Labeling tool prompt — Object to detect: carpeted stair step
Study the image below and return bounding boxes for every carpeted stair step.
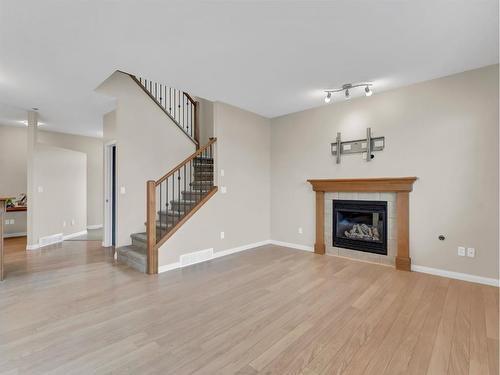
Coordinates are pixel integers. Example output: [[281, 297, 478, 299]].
[[193, 157, 214, 166], [190, 180, 214, 190], [116, 245, 147, 273], [170, 199, 198, 212], [193, 163, 214, 172], [158, 210, 187, 222], [181, 190, 210, 200], [193, 171, 214, 181], [131, 232, 148, 249]]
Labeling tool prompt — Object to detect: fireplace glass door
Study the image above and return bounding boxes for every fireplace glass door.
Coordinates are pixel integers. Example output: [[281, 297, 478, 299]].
[[332, 200, 387, 255]]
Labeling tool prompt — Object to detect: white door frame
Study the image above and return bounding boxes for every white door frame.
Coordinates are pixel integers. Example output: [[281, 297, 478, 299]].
[[103, 140, 116, 249]]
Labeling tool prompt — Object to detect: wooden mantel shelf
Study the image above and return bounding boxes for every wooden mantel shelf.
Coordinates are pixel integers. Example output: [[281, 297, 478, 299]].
[[307, 177, 417, 272], [307, 177, 417, 192]]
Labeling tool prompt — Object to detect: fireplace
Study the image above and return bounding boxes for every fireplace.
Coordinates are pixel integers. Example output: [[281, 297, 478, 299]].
[[332, 200, 387, 255]]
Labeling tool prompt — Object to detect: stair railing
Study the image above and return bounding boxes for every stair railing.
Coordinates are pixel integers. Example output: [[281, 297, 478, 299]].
[[128, 74, 200, 147], [146, 137, 217, 274]]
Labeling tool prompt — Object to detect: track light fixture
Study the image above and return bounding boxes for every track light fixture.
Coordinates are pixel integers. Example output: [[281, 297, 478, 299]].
[[324, 82, 373, 103]]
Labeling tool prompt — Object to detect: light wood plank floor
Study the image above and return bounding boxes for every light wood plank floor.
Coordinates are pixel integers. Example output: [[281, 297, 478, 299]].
[[0, 237, 498, 374]]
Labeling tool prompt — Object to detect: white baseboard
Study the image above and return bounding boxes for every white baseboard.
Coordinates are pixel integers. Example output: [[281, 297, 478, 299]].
[[411, 264, 499, 287], [158, 240, 272, 274], [4, 232, 27, 238], [268, 240, 314, 252], [63, 230, 87, 240], [26, 230, 88, 251], [87, 224, 103, 230]]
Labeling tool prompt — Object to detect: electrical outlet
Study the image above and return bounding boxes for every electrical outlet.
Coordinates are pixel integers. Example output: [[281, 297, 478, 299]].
[[9, 219, 14, 225], [37, 186, 44, 193], [458, 246, 466, 257], [467, 247, 475, 258], [220, 169, 225, 177], [120, 186, 126, 194], [221, 186, 227, 194], [298, 227, 303, 234], [220, 231, 225, 239], [71, 219, 75, 226], [5, 219, 9, 225], [63, 221, 67, 227]]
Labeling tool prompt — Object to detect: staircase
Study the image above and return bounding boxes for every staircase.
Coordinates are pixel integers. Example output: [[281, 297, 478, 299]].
[[116, 74, 217, 274]]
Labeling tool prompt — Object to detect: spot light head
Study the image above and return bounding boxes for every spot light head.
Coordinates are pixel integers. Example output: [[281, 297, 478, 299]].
[[365, 85, 373, 97], [344, 88, 350, 100], [324, 92, 332, 103]]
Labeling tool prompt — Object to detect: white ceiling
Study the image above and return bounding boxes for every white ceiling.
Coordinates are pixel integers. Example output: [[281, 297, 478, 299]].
[[0, 0, 498, 137]]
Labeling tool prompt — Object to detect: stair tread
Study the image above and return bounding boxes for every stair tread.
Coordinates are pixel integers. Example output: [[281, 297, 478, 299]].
[[158, 210, 187, 216], [170, 199, 198, 204], [118, 244, 147, 255], [131, 232, 147, 242]]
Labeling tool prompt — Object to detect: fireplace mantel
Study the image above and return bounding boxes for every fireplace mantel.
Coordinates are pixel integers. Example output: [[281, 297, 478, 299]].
[[307, 177, 417, 271]]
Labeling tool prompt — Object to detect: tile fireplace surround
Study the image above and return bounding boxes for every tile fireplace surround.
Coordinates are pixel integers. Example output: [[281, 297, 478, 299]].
[[307, 178, 417, 271]]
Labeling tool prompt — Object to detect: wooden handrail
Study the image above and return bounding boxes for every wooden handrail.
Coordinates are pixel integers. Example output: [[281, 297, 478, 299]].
[[156, 137, 217, 185], [146, 138, 217, 274], [123, 71, 199, 148], [183, 92, 197, 106]]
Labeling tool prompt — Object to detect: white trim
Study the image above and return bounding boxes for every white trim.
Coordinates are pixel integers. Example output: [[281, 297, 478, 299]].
[[103, 140, 117, 248], [4, 232, 27, 238], [87, 224, 103, 230], [411, 264, 499, 287], [268, 240, 314, 252], [158, 240, 272, 274], [27, 230, 88, 250], [213, 240, 271, 258], [63, 230, 88, 240]]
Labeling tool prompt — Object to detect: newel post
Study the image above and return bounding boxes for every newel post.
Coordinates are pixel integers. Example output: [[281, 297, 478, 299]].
[[146, 180, 158, 274], [194, 101, 200, 149]]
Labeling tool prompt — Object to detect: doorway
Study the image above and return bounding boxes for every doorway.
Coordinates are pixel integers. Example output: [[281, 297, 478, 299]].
[[103, 142, 117, 248]]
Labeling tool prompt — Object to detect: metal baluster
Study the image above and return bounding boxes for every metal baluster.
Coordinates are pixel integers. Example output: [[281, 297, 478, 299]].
[[165, 180, 168, 234], [178, 170, 181, 221], [159, 84, 162, 106], [170, 88, 173, 115], [155, 82, 157, 101], [210, 144, 213, 188], [177, 90, 181, 126], [183, 164, 186, 213], [159, 182, 162, 239], [171, 174, 174, 225], [190, 159, 193, 209]]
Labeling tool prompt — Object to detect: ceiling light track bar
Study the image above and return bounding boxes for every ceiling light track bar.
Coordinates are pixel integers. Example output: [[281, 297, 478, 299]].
[[324, 83, 372, 93], [324, 82, 373, 102]]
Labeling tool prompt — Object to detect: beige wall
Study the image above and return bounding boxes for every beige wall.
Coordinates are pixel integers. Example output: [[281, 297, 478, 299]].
[[0, 125, 103, 236], [38, 130, 103, 227], [32, 144, 87, 242], [0, 125, 27, 235], [97, 71, 196, 247], [158, 102, 271, 266], [270, 65, 499, 280]]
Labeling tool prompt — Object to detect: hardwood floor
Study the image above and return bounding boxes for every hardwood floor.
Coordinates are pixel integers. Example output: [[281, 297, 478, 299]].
[[0, 238, 498, 374]]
